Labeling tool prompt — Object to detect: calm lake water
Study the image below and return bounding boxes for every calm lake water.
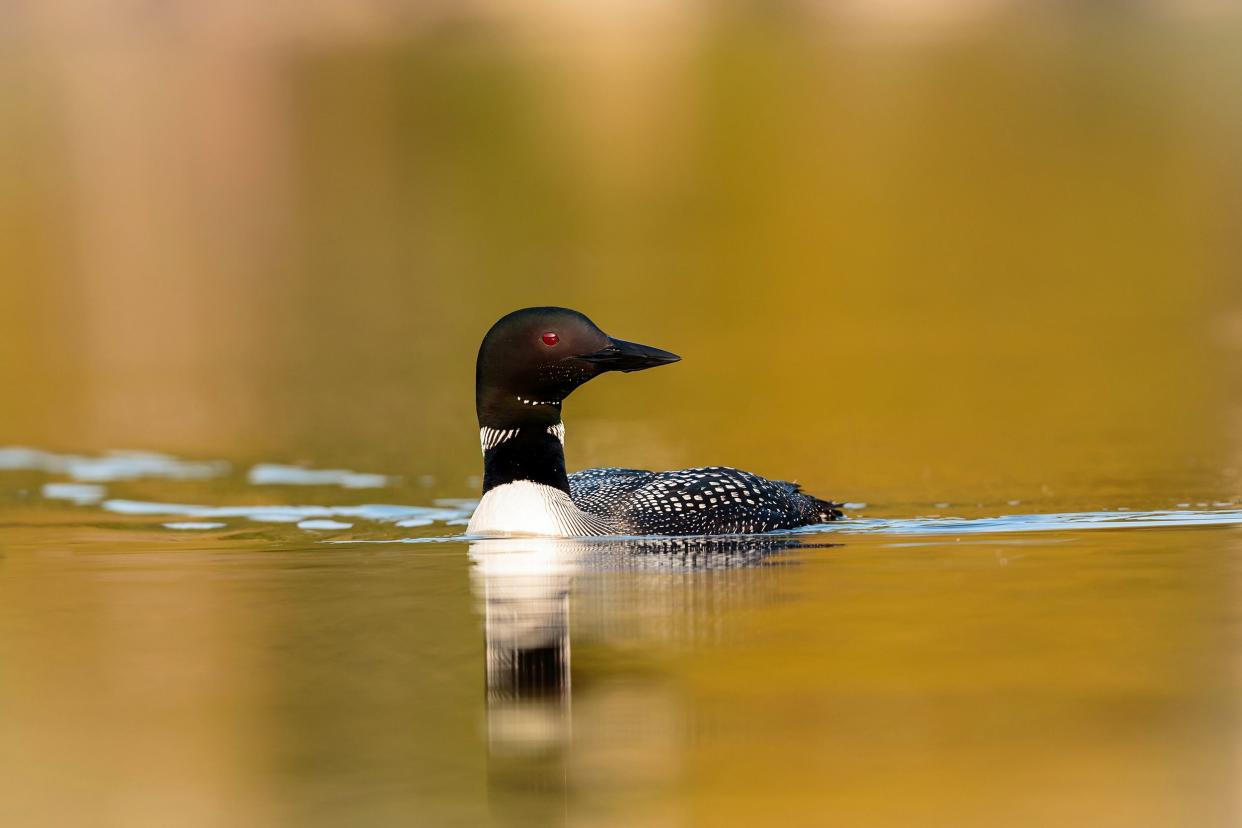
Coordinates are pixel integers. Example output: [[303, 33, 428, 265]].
[[3, 6, 1242, 827], [1, 446, 1239, 826]]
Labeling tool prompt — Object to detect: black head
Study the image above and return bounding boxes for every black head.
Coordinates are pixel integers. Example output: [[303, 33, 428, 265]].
[[475, 307, 680, 428]]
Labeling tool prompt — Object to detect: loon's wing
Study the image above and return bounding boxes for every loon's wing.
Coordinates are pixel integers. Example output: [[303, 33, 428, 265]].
[[612, 466, 842, 536], [568, 467, 656, 517]]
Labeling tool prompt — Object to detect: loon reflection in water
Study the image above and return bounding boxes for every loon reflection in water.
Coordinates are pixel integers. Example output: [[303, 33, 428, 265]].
[[470, 535, 834, 757], [467, 307, 843, 538]]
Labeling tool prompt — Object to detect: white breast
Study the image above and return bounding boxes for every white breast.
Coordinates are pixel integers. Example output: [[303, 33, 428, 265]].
[[467, 481, 616, 538]]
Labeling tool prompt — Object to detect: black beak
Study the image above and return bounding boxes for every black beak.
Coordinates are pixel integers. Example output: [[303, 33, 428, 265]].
[[575, 337, 681, 373]]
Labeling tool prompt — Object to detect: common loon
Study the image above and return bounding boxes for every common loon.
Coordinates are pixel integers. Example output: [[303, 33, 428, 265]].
[[466, 307, 843, 537]]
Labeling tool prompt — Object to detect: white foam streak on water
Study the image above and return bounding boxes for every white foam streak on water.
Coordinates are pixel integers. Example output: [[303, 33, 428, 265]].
[[7, 446, 1242, 541], [247, 463, 394, 489], [101, 499, 472, 524], [41, 482, 107, 505], [0, 447, 228, 482], [298, 519, 354, 530]]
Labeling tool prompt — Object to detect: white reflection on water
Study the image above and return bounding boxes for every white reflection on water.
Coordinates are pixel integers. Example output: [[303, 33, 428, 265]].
[[471, 539, 578, 756], [0, 447, 228, 481], [247, 463, 394, 489], [101, 499, 472, 525], [469, 536, 807, 757], [41, 482, 107, 505], [296, 519, 354, 530]]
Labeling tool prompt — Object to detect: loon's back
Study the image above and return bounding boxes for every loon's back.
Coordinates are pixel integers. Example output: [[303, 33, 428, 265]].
[[570, 466, 841, 536]]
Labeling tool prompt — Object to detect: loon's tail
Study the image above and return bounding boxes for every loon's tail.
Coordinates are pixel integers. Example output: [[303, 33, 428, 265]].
[[774, 480, 845, 523], [810, 496, 845, 522]]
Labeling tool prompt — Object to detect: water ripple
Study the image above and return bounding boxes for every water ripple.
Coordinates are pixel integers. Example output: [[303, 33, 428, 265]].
[[0, 447, 228, 482], [5, 446, 1241, 541], [101, 499, 472, 525], [820, 508, 1242, 536]]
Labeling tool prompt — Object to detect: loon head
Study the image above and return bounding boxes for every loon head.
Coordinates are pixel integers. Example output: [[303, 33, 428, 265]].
[[476, 307, 680, 428]]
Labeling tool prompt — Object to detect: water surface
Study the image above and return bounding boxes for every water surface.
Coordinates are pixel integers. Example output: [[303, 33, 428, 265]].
[[1, 448, 1238, 827]]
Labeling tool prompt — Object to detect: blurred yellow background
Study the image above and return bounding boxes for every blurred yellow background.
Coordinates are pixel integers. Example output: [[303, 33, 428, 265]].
[[3, 1, 1240, 507]]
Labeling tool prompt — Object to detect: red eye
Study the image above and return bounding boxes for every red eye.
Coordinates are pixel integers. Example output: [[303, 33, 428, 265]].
[[541, 332, 559, 346]]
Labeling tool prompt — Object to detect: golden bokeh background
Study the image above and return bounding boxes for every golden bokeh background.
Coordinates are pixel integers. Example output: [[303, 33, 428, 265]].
[[3, 2, 1240, 506]]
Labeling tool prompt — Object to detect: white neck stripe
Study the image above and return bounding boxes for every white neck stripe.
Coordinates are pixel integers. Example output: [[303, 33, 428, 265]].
[[479, 423, 566, 453], [480, 427, 519, 453]]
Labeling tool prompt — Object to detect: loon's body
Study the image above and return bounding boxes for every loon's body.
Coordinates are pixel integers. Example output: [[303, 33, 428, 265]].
[[569, 466, 839, 535], [466, 307, 842, 538]]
